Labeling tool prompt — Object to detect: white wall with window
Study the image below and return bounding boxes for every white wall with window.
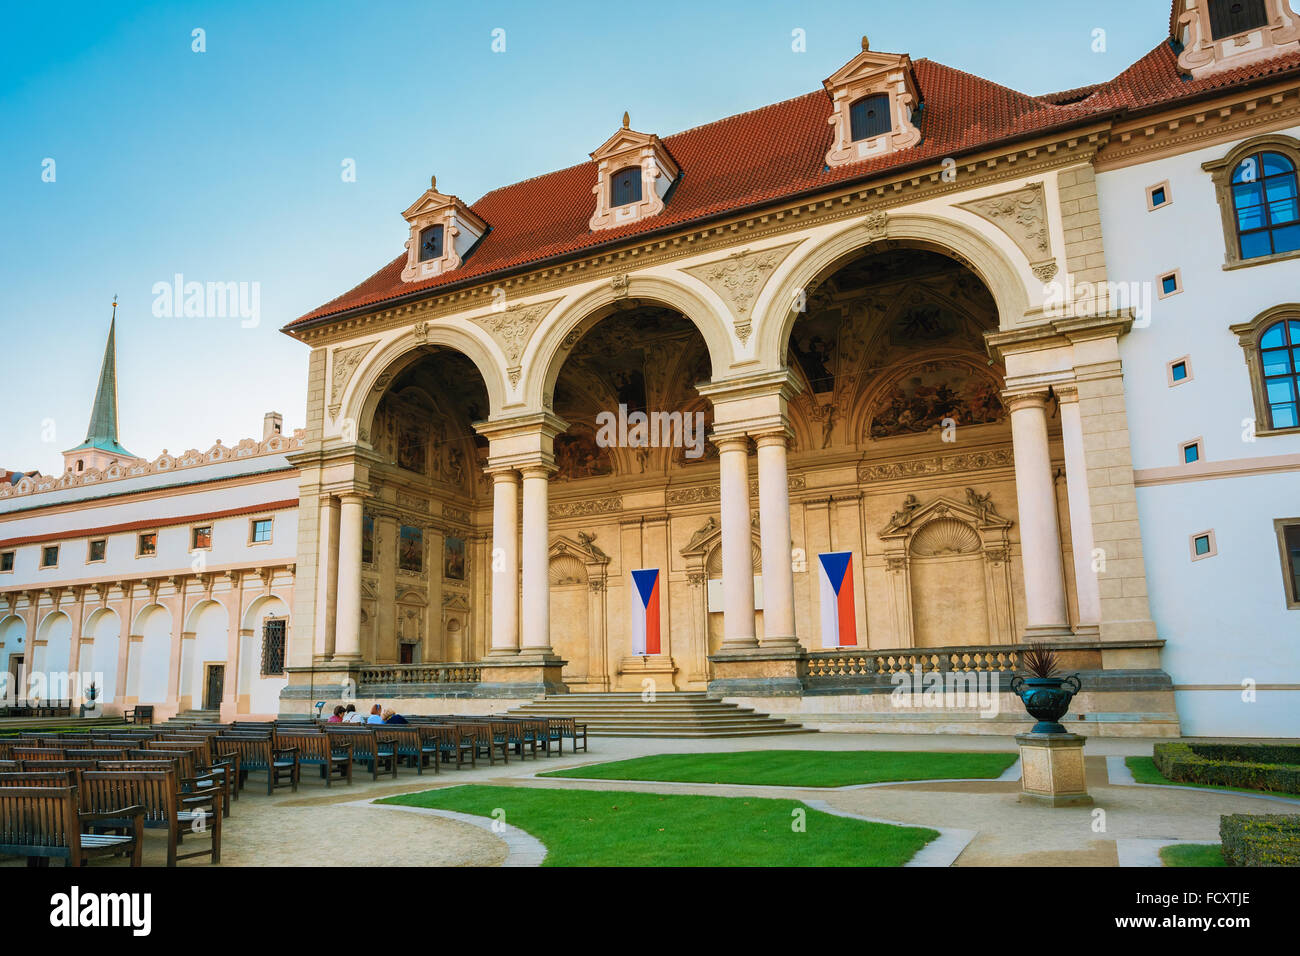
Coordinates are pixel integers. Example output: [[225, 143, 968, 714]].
[[1097, 125, 1300, 736]]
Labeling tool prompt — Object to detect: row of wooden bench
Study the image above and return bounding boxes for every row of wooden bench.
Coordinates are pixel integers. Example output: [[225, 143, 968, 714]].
[[0, 700, 76, 718]]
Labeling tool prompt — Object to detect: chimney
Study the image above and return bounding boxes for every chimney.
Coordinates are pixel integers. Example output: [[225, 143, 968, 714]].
[[263, 411, 283, 441]]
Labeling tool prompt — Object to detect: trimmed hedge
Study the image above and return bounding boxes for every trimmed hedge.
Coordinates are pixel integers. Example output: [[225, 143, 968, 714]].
[[1220, 814, 1300, 867], [1152, 742, 1300, 794]]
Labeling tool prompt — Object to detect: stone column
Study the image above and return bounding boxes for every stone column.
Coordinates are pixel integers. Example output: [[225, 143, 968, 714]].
[[755, 431, 798, 647], [489, 469, 521, 656], [520, 464, 554, 656], [1006, 390, 1071, 639], [313, 495, 340, 660], [1056, 385, 1101, 635], [716, 434, 757, 650], [333, 492, 365, 661]]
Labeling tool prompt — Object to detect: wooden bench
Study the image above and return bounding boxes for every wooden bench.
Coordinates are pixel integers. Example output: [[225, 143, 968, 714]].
[[216, 736, 299, 795], [12, 747, 64, 762], [421, 723, 476, 769], [123, 705, 154, 725], [546, 717, 588, 755], [274, 732, 353, 786], [458, 721, 511, 765], [0, 786, 144, 867], [323, 728, 398, 780], [81, 770, 222, 866]]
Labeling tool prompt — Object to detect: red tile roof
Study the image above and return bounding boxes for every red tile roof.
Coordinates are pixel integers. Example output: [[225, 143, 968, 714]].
[[286, 34, 1300, 332]]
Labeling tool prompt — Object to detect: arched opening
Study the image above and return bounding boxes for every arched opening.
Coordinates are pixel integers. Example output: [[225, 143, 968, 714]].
[[181, 600, 228, 711], [33, 611, 72, 700], [0, 614, 27, 702], [362, 347, 490, 666], [242, 593, 290, 715], [548, 303, 714, 688], [775, 244, 1067, 649], [84, 608, 121, 704], [127, 604, 171, 704]]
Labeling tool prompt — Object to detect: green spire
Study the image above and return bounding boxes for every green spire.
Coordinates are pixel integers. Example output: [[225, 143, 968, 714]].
[[66, 297, 137, 459]]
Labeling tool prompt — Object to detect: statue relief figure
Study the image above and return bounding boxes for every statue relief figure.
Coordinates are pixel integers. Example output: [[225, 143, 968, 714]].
[[686, 516, 718, 551], [889, 494, 921, 527], [576, 531, 609, 561]]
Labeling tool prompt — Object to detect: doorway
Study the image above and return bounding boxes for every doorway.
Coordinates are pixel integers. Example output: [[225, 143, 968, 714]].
[[203, 664, 225, 710], [6, 655, 23, 703]]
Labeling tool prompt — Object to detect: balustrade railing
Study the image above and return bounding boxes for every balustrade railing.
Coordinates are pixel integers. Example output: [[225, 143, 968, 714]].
[[356, 664, 483, 686], [805, 645, 1020, 679]]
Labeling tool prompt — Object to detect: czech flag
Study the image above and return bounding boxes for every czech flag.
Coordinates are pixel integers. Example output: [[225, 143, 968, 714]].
[[630, 568, 661, 655], [818, 552, 858, 648]]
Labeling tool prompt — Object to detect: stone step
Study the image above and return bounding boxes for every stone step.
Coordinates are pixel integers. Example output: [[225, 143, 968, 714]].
[[506, 691, 807, 737]]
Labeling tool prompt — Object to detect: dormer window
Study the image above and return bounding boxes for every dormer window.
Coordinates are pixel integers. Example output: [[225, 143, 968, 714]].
[[849, 94, 891, 141], [418, 224, 444, 261], [823, 37, 922, 169], [1174, 0, 1300, 79], [399, 176, 489, 283], [588, 113, 680, 232], [611, 167, 643, 206]]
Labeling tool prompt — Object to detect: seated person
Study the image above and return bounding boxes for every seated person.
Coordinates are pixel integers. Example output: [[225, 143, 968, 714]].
[[382, 708, 408, 724], [342, 704, 364, 724], [365, 704, 385, 724], [327, 705, 345, 723]]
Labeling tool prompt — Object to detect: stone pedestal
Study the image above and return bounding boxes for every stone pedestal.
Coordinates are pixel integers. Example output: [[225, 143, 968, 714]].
[[476, 656, 569, 697], [1015, 732, 1093, 807], [617, 655, 678, 692], [708, 648, 806, 697]]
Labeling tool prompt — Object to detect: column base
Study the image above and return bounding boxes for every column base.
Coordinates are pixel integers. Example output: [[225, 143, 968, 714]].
[[1015, 732, 1092, 807], [718, 638, 760, 652], [760, 635, 803, 649], [487, 647, 522, 657], [1021, 624, 1075, 642], [707, 648, 806, 697]]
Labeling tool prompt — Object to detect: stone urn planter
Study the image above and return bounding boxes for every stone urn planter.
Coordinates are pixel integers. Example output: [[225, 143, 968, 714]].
[[1009, 644, 1081, 734]]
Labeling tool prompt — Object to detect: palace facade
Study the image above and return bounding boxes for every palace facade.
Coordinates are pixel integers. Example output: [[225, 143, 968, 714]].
[[5, 1, 1299, 735]]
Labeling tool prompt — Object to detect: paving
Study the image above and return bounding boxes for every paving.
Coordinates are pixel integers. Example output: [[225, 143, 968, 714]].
[[2, 732, 1293, 867]]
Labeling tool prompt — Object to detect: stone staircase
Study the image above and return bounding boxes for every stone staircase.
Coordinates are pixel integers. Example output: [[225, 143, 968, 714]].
[[164, 708, 221, 725], [506, 692, 810, 738]]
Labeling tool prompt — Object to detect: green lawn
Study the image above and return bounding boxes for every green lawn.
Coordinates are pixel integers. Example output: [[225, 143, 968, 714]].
[[380, 784, 938, 866], [539, 749, 1018, 788], [1159, 843, 1226, 868], [1125, 757, 1300, 798]]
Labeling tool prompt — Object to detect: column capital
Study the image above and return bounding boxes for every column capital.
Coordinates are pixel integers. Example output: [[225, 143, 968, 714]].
[[1054, 383, 1080, 404], [1002, 388, 1053, 413], [711, 433, 751, 455], [519, 462, 557, 481], [487, 466, 521, 483], [751, 427, 793, 448]]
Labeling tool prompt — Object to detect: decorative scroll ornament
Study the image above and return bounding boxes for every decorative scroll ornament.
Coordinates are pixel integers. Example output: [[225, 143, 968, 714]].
[[685, 241, 801, 345], [957, 183, 1055, 278], [330, 341, 376, 417]]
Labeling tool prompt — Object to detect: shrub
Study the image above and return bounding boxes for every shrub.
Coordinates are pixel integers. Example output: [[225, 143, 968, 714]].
[[1153, 742, 1300, 795], [1219, 815, 1300, 867]]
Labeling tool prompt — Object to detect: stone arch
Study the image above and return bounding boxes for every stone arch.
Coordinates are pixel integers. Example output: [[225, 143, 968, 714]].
[[342, 324, 509, 443], [525, 274, 736, 411], [847, 351, 1008, 445], [753, 212, 1032, 371], [181, 599, 229, 710], [240, 593, 291, 714]]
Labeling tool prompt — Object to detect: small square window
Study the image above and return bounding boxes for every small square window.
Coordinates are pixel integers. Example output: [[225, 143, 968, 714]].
[[1167, 355, 1193, 386], [0, 550, 13, 572], [1182, 440, 1201, 464], [1147, 181, 1172, 210], [41, 545, 59, 568], [87, 539, 106, 562], [137, 532, 157, 557], [251, 518, 273, 544], [192, 525, 213, 550], [1158, 270, 1182, 298], [1190, 529, 1218, 561]]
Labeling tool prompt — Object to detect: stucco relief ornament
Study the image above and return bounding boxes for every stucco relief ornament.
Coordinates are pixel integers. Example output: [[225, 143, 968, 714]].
[[329, 341, 375, 417], [610, 273, 630, 299], [686, 516, 719, 551], [957, 183, 1054, 273], [685, 242, 800, 346], [576, 531, 609, 561], [473, 298, 558, 390], [863, 211, 889, 240], [887, 494, 922, 529]]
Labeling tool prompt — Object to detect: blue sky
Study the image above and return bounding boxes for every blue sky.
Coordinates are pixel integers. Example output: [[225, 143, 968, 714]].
[[0, 0, 1171, 473]]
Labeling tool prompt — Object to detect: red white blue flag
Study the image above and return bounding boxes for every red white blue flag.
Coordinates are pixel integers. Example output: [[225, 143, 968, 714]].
[[630, 568, 661, 655], [818, 552, 857, 648]]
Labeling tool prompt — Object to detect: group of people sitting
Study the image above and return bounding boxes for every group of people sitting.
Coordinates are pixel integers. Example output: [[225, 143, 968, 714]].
[[326, 703, 409, 724]]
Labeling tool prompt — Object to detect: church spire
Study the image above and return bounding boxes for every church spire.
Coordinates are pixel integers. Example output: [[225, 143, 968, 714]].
[[63, 297, 137, 470]]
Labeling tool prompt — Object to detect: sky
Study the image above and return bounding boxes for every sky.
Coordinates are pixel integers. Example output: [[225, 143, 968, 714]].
[[0, 0, 1173, 474]]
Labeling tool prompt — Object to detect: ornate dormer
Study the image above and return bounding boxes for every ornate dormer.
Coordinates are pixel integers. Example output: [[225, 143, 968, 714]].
[[1173, 0, 1300, 79], [822, 36, 923, 169], [588, 113, 680, 232], [399, 176, 489, 283]]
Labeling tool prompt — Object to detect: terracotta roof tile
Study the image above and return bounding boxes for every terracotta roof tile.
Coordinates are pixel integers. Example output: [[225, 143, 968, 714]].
[[286, 37, 1300, 331]]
